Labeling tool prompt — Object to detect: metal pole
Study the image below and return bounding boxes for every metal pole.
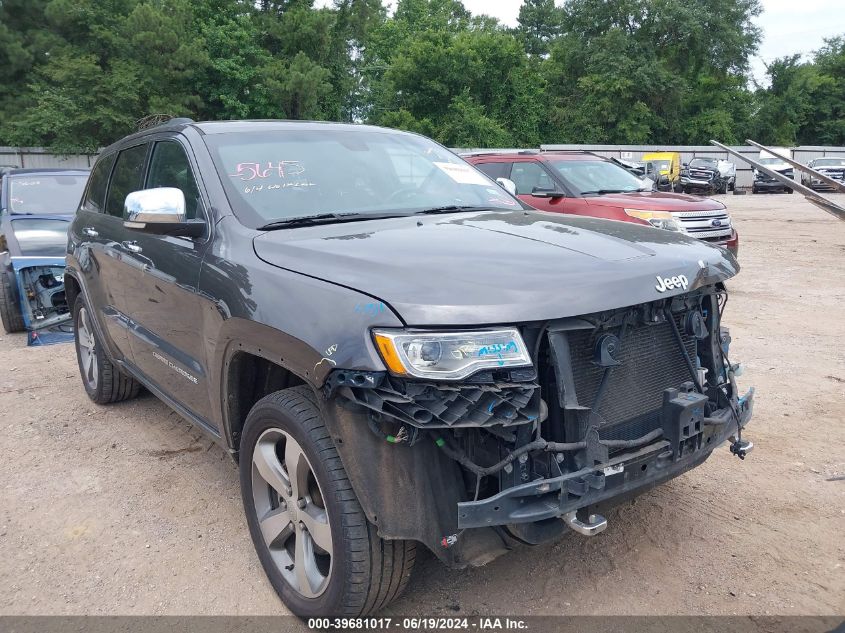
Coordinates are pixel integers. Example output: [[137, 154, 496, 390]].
[[709, 140, 845, 222], [745, 139, 845, 194]]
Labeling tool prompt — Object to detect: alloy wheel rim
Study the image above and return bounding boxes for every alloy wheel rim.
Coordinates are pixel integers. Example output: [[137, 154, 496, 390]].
[[77, 306, 98, 390], [251, 428, 333, 598]]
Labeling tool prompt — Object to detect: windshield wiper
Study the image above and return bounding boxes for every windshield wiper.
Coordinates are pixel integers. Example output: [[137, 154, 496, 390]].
[[579, 189, 632, 196], [257, 206, 499, 230], [413, 205, 497, 215], [257, 212, 403, 231]]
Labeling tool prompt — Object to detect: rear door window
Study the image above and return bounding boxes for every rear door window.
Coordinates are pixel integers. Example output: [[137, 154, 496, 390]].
[[105, 144, 149, 218], [81, 154, 116, 214], [474, 162, 510, 180]]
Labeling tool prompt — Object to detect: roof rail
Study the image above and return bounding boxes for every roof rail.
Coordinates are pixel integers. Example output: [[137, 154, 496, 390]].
[[541, 149, 606, 160]]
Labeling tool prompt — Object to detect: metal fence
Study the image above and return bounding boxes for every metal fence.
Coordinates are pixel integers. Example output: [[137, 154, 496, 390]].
[[0, 147, 98, 170], [454, 145, 845, 189]]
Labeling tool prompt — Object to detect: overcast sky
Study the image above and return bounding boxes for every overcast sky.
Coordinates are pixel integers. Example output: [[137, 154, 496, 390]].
[[320, 0, 844, 84]]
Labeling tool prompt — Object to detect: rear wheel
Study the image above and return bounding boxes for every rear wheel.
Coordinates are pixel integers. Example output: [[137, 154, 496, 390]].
[[73, 295, 142, 404], [0, 270, 25, 333], [240, 386, 415, 617]]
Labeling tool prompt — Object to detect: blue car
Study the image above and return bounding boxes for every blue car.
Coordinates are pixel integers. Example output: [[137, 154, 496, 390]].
[[0, 168, 89, 335]]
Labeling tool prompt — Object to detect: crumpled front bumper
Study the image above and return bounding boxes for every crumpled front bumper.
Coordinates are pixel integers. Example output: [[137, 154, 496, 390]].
[[457, 388, 754, 529]]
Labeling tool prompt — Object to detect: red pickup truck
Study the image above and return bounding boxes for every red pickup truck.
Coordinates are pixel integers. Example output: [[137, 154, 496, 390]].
[[465, 151, 739, 257]]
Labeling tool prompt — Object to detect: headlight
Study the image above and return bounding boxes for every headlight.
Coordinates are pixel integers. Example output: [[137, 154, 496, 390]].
[[624, 209, 683, 232], [372, 328, 531, 380]]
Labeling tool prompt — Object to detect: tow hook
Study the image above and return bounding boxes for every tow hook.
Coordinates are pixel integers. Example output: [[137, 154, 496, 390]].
[[729, 436, 753, 459], [562, 510, 608, 536]]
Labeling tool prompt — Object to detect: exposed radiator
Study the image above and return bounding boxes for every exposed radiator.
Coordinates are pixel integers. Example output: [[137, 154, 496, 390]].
[[566, 315, 696, 438]]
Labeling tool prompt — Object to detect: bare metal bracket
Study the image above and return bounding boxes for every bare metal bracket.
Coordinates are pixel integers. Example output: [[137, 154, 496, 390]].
[[562, 510, 608, 536]]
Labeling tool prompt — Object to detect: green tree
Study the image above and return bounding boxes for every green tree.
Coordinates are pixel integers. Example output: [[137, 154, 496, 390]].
[[369, 25, 545, 146], [516, 0, 564, 56], [260, 51, 334, 119], [544, 0, 761, 144], [4, 54, 141, 152], [797, 37, 845, 145]]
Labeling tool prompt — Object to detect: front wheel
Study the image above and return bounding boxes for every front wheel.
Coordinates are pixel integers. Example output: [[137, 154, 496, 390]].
[[240, 386, 415, 617], [0, 270, 25, 333]]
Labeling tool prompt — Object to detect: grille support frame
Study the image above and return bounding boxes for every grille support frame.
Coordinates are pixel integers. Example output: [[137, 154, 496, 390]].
[[546, 303, 701, 466]]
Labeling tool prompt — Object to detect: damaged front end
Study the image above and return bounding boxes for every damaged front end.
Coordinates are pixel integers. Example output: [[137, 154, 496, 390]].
[[10, 257, 73, 345], [323, 284, 753, 567]]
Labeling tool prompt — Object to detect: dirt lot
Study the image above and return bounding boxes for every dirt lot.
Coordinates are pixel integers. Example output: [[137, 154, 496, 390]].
[[0, 193, 843, 616]]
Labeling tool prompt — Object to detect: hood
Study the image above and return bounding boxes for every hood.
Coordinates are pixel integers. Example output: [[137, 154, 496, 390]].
[[757, 162, 791, 173], [253, 210, 738, 326], [583, 191, 724, 212], [6, 215, 71, 258]]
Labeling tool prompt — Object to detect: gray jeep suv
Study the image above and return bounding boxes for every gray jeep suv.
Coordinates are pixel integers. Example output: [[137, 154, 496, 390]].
[[66, 119, 754, 617]]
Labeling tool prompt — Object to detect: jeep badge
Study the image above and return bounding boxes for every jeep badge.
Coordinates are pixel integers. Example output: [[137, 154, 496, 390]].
[[655, 274, 689, 293]]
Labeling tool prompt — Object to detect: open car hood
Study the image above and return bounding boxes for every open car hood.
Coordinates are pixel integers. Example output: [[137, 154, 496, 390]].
[[253, 210, 738, 326]]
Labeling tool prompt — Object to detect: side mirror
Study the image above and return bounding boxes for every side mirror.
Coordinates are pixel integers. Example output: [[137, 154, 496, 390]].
[[495, 177, 517, 196], [531, 186, 565, 199], [123, 188, 205, 238]]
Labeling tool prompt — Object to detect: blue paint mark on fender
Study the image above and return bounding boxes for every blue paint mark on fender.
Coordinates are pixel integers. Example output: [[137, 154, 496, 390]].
[[354, 302, 387, 317]]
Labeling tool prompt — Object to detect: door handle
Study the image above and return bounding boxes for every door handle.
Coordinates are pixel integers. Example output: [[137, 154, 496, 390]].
[[82, 227, 99, 238], [121, 241, 142, 254]]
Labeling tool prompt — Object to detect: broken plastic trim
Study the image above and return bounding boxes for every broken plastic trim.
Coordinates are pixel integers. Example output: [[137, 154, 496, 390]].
[[328, 368, 542, 429]]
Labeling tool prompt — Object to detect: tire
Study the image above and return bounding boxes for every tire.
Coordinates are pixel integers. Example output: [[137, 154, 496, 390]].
[[786, 188, 793, 194], [752, 186, 758, 194], [73, 295, 142, 404], [0, 270, 26, 333], [240, 386, 415, 617]]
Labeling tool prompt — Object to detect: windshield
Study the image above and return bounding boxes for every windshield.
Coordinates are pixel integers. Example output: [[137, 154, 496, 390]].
[[758, 157, 787, 166], [689, 158, 717, 169], [549, 159, 646, 195], [10, 218, 70, 256], [205, 128, 519, 227], [646, 159, 671, 174], [813, 158, 845, 167], [8, 174, 87, 215]]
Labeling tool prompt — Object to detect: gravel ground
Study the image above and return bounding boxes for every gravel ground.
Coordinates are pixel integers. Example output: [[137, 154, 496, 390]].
[[0, 193, 843, 616]]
